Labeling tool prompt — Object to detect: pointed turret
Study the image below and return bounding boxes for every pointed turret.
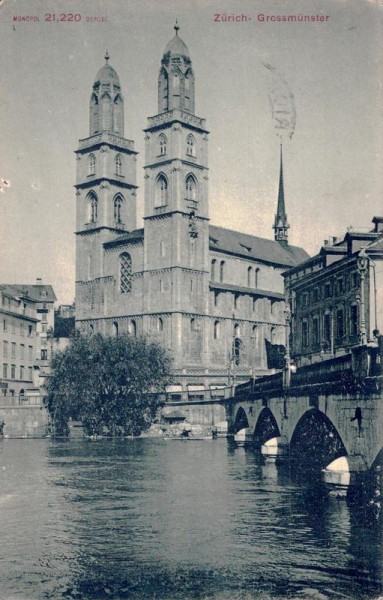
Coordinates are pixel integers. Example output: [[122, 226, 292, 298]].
[[273, 144, 290, 245], [89, 52, 124, 136], [158, 22, 195, 114]]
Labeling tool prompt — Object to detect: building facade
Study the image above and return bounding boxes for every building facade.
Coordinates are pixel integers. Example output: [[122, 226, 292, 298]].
[[75, 27, 309, 400], [284, 217, 383, 369], [0, 285, 38, 398]]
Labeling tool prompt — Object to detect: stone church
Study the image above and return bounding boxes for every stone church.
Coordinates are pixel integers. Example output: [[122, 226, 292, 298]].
[[75, 25, 309, 401]]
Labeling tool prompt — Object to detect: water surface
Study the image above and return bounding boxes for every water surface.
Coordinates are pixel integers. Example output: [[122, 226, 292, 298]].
[[0, 438, 381, 599]]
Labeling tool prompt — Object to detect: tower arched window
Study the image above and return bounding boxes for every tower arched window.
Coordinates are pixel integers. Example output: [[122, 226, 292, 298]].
[[113, 321, 119, 338], [158, 134, 167, 156], [114, 195, 123, 224], [211, 259, 217, 281], [185, 174, 197, 201], [119, 253, 132, 293], [155, 174, 168, 208], [89, 154, 96, 176], [220, 260, 225, 283], [158, 317, 164, 332], [158, 67, 169, 112], [115, 154, 123, 176], [87, 192, 98, 224], [128, 320, 137, 337], [186, 134, 195, 157], [184, 69, 194, 112], [255, 268, 260, 288], [247, 266, 253, 288], [214, 320, 220, 340], [233, 331, 242, 366]]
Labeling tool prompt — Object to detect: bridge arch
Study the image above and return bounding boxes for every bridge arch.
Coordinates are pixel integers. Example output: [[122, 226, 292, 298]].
[[233, 406, 250, 434], [290, 408, 348, 472], [253, 407, 281, 445]]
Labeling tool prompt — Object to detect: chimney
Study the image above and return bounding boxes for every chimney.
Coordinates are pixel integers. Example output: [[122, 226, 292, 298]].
[[36, 278, 42, 284], [372, 216, 383, 233], [332, 237, 338, 245]]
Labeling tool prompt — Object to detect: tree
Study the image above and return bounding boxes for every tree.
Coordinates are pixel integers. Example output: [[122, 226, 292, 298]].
[[45, 333, 172, 437]]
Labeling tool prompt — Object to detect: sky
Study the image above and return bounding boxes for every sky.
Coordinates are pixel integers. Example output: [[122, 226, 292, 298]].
[[0, 0, 382, 304]]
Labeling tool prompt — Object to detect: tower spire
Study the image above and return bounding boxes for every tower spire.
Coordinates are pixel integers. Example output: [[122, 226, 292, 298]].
[[174, 19, 179, 35], [273, 143, 290, 245]]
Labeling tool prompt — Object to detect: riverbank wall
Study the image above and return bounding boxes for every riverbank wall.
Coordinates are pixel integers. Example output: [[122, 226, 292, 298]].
[[0, 398, 49, 438]]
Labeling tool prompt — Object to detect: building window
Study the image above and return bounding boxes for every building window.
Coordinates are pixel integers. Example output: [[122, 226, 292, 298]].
[[20, 344, 25, 360], [312, 317, 319, 346], [211, 259, 216, 281], [302, 293, 308, 308], [254, 268, 260, 288], [214, 291, 219, 307], [20, 366, 24, 380], [128, 320, 136, 337], [233, 337, 242, 366], [234, 294, 239, 310], [11, 343, 16, 358], [312, 288, 319, 304], [87, 192, 98, 224], [337, 277, 345, 295], [302, 321, 308, 348], [247, 266, 253, 288], [113, 321, 119, 337], [11, 365, 16, 379], [41, 324, 47, 333], [41, 349, 48, 360], [185, 174, 197, 201], [158, 134, 167, 156], [120, 253, 132, 293], [3, 341, 8, 358], [158, 317, 164, 332], [213, 320, 219, 340], [324, 282, 331, 299], [115, 154, 123, 176], [351, 272, 358, 289], [220, 260, 225, 283], [89, 154, 96, 176], [190, 318, 196, 332], [2, 364, 7, 379], [28, 325, 33, 337], [350, 305, 358, 336], [20, 323, 24, 337], [11, 320, 15, 333], [3, 319, 7, 332], [28, 367, 33, 381], [28, 346, 33, 360], [186, 134, 195, 157], [114, 195, 123, 224], [336, 308, 344, 339], [155, 174, 168, 208], [323, 313, 331, 345]]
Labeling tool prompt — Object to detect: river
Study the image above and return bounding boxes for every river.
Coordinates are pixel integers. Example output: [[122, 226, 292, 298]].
[[0, 438, 382, 599]]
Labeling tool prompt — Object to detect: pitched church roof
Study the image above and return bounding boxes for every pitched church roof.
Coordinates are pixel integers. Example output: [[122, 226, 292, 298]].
[[209, 225, 309, 268], [104, 224, 308, 268]]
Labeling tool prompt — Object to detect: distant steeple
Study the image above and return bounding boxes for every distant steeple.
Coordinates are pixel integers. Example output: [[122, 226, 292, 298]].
[[273, 144, 290, 245]]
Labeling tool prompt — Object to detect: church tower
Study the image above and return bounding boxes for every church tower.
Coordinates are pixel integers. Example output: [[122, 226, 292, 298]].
[[273, 145, 290, 245], [75, 54, 138, 306], [143, 23, 210, 369]]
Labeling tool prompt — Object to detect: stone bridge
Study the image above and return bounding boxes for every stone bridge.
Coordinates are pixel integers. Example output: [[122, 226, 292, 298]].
[[224, 354, 383, 486]]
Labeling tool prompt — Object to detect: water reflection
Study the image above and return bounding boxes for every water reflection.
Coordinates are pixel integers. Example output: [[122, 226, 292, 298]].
[[0, 438, 381, 599]]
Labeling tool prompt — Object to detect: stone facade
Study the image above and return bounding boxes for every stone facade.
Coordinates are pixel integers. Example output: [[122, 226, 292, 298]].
[[284, 217, 383, 368], [75, 27, 309, 400]]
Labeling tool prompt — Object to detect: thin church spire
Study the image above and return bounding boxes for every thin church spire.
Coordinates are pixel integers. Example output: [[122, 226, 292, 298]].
[[273, 144, 290, 244]]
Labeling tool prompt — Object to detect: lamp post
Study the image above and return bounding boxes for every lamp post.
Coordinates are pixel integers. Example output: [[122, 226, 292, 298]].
[[357, 249, 369, 346], [283, 302, 292, 388]]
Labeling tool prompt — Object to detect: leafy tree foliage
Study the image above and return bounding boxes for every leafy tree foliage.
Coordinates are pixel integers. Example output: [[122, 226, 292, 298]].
[[46, 333, 172, 437]]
